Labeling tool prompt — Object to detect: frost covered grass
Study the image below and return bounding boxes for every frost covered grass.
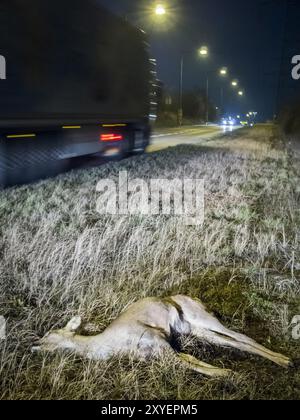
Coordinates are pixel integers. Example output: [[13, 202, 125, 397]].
[[0, 126, 299, 400]]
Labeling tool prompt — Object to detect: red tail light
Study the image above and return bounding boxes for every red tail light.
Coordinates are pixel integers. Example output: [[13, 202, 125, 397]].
[[100, 133, 123, 142]]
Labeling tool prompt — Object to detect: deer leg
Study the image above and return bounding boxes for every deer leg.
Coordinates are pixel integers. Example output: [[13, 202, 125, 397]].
[[192, 327, 292, 368], [178, 353, 232, 378], [149, 345, 232, 378], [222, 330, 291, 368], [209, 323, 291, 368], [172, 296, 291, 368], [137, 331, 232, 378]]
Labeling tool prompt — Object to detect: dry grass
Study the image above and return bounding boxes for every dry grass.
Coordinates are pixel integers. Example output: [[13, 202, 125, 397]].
[[0, 125, 299, 400]]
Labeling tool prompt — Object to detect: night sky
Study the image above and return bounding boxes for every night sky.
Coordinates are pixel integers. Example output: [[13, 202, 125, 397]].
[[98, 0, 299, 121]]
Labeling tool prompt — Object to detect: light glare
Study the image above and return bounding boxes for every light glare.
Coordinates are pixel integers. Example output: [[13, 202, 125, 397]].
[[199, 46, 208, 56], [155, 4, 166, 15]]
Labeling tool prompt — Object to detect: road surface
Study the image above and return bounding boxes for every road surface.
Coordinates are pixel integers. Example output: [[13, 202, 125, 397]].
[[68, 125, 240, 172], [148, 125, 239, 152]]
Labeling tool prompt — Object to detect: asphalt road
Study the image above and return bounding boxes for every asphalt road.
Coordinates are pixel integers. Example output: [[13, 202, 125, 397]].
[[148, 125, 238, 152], [69, 125, 240, 172]]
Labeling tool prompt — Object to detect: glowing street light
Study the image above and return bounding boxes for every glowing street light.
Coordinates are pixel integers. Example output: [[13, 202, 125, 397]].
[[220, 67, 228, 76], [199, 46, 209, 57], [232, 80, 238, 87], [155, 4, 166, 16], [238, 90, 244, 96]]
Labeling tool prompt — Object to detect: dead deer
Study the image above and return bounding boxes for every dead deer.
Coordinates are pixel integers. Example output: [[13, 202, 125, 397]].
[[32, 295, 292, 377]]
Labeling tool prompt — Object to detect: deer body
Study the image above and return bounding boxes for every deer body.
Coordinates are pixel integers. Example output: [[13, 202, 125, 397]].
[[34, 295, 292, 377]]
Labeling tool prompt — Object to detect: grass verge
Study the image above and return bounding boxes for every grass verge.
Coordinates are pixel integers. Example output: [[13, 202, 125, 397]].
[[0, 125, 299, 400]]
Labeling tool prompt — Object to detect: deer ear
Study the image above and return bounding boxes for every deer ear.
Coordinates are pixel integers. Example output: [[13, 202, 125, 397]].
[[65, 316, 82, 332]]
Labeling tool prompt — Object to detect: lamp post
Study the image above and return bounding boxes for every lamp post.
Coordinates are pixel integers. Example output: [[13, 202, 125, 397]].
[[200, 47, 209, 125], [178, 46, 209, 126], [178, 56, 184, 126], [218, 67, 228, 116], [206, 68, 228, 124], [205, 76, 209, 125], [220, 86, 224, 114]]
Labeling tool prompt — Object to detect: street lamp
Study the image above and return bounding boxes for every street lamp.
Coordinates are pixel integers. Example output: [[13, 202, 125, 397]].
[[220, 67, 228, 76], [199, 46, 209, 57], [232, 80, 238, 87], [155, 4, 166, 16], [219, 68, 228, 116], [238, 90, 244, 96], [198, 47, 209, 124], [178, 46, 209, 126]]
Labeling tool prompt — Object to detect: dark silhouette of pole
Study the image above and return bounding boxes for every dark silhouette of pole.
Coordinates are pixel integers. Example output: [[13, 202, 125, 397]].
[[178, 55, 184, 126]]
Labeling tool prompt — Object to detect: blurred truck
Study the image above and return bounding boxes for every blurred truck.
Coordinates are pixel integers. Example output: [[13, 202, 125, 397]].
[[0, 0, 155, 186]]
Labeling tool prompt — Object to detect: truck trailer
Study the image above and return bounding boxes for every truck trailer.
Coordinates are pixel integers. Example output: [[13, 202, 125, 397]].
[[0, 0, 155, 186]]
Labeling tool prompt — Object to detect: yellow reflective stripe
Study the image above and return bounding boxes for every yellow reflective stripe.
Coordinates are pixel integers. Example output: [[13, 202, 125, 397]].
[[6, 134, 36, 139], [62, 126, 82, 129], [102, 124, 127, 128]]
